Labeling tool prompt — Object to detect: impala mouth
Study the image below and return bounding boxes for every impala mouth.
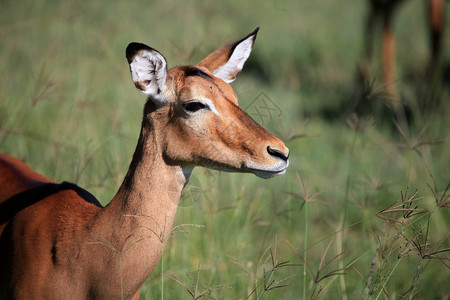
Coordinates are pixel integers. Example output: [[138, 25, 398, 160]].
[[246, 159, 289, 179]]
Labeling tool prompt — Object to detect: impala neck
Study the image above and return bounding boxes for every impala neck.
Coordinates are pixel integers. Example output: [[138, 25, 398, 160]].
[[110, 126, 187, 224], [91, 101, 190, 295], [108, 101, 190, 234]]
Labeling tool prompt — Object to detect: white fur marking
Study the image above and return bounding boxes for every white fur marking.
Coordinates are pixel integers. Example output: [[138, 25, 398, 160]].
[[199, 97, 220, 116], [180, 166, 194, 187], [130, 50, 167, 102], [213, 36, 254, 83]]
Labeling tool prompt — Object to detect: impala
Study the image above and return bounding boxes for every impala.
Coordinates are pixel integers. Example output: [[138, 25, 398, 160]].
[[0, 28, 289, 299]]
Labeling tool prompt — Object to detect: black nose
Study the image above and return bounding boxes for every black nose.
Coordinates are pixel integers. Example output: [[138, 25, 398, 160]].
[[267, 146, 289, 161]]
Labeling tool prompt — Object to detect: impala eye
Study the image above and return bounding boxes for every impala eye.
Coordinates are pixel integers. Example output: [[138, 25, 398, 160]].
[[182, 101, 208, 113]]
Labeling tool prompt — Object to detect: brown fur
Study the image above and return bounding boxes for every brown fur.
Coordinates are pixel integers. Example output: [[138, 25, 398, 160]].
[[0, 30, 288, 299]]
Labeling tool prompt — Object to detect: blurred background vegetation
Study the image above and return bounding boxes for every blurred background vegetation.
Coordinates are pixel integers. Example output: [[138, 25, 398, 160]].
[[0, 0, 449, 298]]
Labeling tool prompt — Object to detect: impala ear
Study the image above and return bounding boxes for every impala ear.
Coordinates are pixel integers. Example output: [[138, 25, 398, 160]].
[[126, 42, 167, 103], [197, 27, 259, 83]]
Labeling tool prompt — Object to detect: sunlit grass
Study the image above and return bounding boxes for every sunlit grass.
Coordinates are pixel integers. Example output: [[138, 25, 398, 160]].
[[1, 0, 449, 299]]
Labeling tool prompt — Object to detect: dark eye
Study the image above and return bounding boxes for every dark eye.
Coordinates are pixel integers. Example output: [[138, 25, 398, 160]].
[[182, 101, 208, 113]]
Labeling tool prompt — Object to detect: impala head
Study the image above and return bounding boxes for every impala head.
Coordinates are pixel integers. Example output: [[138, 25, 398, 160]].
[[126, 28, 289, 179]]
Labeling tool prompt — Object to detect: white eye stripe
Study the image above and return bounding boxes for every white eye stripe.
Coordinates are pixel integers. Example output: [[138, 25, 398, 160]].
[[199, 97, 220, 116]]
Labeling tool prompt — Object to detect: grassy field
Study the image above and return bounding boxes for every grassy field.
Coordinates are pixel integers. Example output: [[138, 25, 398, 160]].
[[1, 0, 449, 299]]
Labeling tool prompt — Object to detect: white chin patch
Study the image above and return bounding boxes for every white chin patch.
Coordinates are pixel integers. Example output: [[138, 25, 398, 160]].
[[253, 168, 287, 179], [247, 159, 289, 179]]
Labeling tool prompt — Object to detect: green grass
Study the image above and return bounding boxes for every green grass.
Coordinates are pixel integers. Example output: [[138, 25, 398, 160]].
[[1, 0, 449, 299]]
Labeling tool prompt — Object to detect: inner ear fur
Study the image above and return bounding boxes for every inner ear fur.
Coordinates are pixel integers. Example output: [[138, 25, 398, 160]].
[[126, 42, 168, 102], [197, 27, 259, 83]]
